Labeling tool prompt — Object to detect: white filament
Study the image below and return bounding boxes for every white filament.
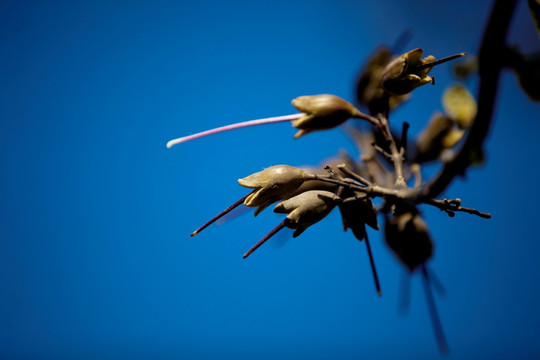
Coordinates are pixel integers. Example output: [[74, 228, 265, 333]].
[[166, 113, 302, 148]]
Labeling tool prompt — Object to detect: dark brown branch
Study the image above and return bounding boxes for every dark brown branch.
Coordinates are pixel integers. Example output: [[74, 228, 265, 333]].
[[337, 164, 372, 186], [375, 115, 407, 188], [307, 168, 492, 220], [424, 198, 492, 219], [420, 0, 518, 199]]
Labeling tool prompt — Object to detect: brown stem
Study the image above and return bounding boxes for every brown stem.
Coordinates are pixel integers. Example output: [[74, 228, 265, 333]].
[[424, 198, 491, 219], [378, 115, 406, 188]]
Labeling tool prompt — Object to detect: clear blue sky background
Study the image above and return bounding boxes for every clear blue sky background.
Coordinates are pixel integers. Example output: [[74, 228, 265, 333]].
[[1, 1, 540, 359]]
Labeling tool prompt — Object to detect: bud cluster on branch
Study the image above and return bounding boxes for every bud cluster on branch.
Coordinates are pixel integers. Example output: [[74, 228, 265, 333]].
[[166, 0, 523, 353]]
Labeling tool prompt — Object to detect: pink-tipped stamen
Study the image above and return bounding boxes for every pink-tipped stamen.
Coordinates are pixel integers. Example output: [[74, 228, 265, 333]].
[[166, 113, 303, 148]]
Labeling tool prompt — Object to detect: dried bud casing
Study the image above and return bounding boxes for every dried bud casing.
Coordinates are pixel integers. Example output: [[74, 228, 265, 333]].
[[274, 190, 340, 237], [238, 165, 306, 216], [382, 48, 435, 95], [291, 94, 362, 138], [339, 192, 378, 241], [384, 212, 433, 272]]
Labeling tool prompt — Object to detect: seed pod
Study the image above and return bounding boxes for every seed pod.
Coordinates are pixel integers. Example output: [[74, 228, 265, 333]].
[[274, 190, 340, 237], [382, 48, 435, 95], [291, 94, 362, 138], [384, 211, 433, 272], [238, 165, 306, 216]]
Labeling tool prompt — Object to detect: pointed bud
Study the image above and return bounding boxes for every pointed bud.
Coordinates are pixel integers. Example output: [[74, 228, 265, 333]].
[[355, 46, 409, 114], [291, 94, 362, 138], [339, 191, 378, 241], [274, 190, 340, 237], [238, 165, 306, 216], [382, 48, 466, 95]]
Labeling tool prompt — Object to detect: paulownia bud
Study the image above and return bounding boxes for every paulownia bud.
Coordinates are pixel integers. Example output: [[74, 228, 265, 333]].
[[384, 211, 433, 272], [339, 191, 378, 241], [382, 49, 466, 95], [238, 165, 306, 216], [274, 190, 340, 238], [291, 94, 362, 138], [382, 48, 435, 95], [356, 46, 411, 114]]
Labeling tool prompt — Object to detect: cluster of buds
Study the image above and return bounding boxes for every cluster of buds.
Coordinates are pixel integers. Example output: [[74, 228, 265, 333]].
[[168, 46, 492, 354]]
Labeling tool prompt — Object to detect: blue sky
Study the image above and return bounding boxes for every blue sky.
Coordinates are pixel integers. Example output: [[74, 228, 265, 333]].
[[1, 1, 540, 359]]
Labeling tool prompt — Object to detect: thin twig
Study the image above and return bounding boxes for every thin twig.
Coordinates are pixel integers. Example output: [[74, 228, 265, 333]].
[[337, 164, 373, 186], [377, 115, 406, 188], [424, 198, 491, 219]]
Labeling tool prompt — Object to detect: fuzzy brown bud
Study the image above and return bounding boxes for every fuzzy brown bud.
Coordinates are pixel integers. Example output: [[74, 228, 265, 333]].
[[238, 165, 306, 216], [274, 190, 340, 237], [339, 192, 378, 241], [291, 94, 362, 138], [384, 212, 433, 272]]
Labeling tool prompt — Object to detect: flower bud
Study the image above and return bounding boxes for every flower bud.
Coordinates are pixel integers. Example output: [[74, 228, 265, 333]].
[[384, 212, 433, 272], [339, 191, 378, 241], [356, 46, 410, 114], [382, 49, 466, 95], [238, 165, 306, 216], [291, 94, 362, 138], [274, 190, 340, 237], [382, 48, 435, 95]]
